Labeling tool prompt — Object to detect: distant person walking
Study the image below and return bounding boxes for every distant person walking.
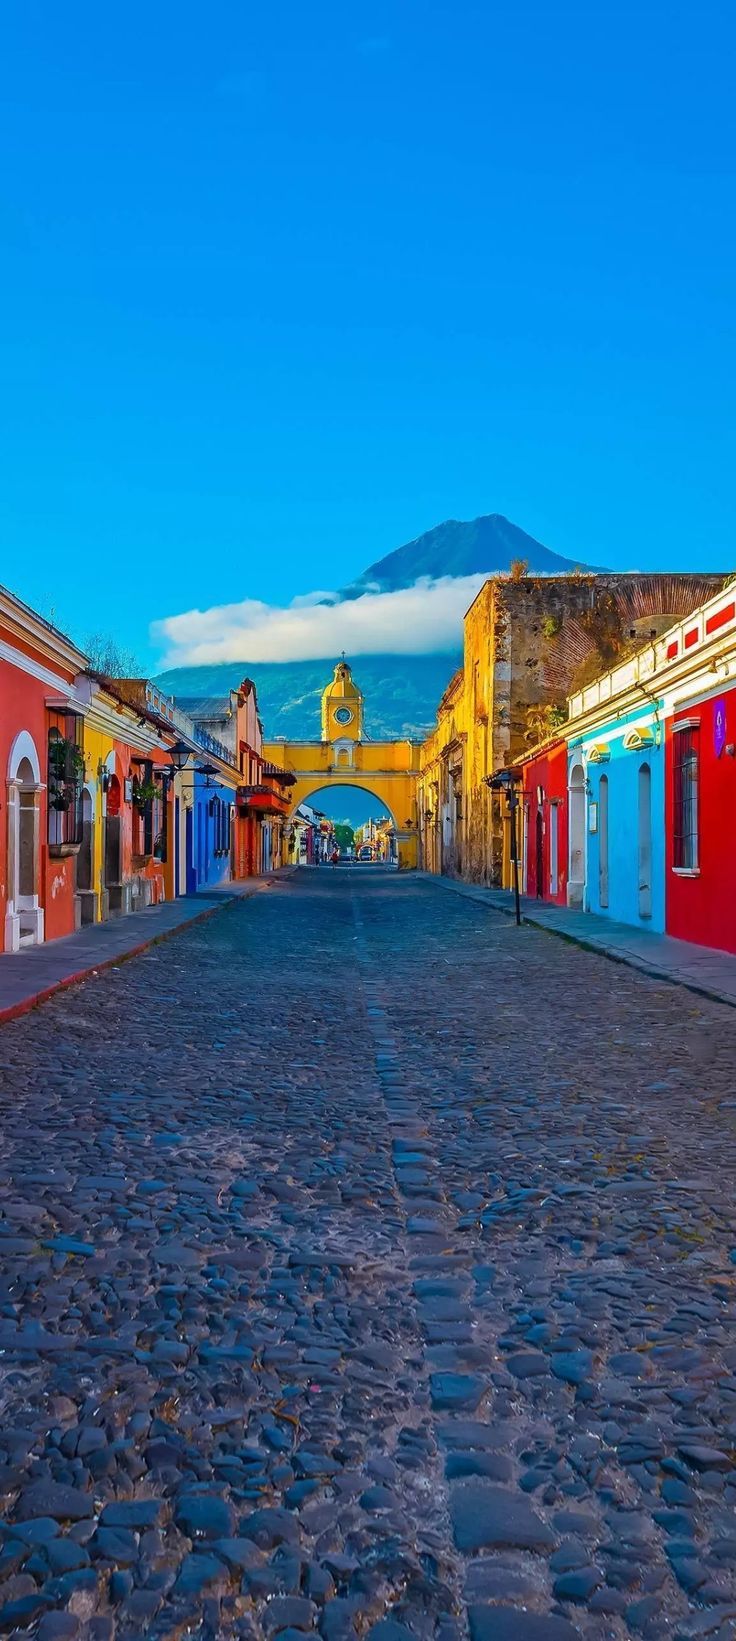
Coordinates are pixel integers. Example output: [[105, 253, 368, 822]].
[[331, 848, 340, 867]]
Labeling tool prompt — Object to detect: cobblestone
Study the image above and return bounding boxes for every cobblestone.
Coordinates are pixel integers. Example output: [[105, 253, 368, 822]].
[[0, 870, 735, 1635]]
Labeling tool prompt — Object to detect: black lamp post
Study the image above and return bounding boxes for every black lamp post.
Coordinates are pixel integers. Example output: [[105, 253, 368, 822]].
[[484, 769, 523, 926]]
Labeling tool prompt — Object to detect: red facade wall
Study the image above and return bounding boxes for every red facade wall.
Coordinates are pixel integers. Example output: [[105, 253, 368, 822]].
[[112, 741, 169, 903], [43, 856, 76, 941], [0, 655, 78, 944], [521, 740, 569, 905], [666, 684, 736, 954]]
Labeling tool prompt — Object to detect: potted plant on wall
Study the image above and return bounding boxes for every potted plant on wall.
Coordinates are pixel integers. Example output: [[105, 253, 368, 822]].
[[49, 736, 84, 807], [48, 732, 85, 855], [132, 777, 159, 807], [49, 735, 84, 780]]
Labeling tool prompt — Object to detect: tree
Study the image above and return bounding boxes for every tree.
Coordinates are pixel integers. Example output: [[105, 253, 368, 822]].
[[84, 631, 141, 678], [524, 703, 567, 745], [333, 823, 355, 851]]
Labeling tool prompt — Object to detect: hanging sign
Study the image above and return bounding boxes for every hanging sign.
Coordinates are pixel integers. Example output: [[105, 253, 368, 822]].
[[714, 698, 727, 759]]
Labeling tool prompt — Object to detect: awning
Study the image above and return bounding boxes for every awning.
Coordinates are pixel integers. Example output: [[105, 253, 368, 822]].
[[622, 726, 655, 750]]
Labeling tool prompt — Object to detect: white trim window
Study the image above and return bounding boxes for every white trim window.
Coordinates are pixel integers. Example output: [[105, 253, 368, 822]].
[[672, 721, 699, 871]]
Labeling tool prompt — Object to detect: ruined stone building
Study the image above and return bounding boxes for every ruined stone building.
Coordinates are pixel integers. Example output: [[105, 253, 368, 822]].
[[418, 572, 725, 885]]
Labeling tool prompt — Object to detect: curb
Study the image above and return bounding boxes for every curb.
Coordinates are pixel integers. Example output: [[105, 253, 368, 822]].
[[419, 873, 736, 1013], [0, 882, 268, 1029]]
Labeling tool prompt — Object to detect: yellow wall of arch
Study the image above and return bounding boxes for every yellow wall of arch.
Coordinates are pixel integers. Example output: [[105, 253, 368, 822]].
[[264, 739, 421, 868]]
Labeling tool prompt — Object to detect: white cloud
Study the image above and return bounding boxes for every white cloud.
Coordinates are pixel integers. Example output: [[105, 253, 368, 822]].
[[151, 574, 486, 668]]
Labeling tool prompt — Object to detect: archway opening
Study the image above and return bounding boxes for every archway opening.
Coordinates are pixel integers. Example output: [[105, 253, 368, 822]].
[[16, 757, 37, 903], [291, 784, 399, 868], [598, 773, 609, 910], [5, 740, 44, 951], [638, 762, 652, 920], [76, 788, 96, 924], [104, 774, 123, 913], [568, 761, 586, 909]]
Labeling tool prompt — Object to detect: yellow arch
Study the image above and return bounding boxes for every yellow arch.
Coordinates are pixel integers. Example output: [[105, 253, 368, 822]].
[[264, 739, 421, 869]]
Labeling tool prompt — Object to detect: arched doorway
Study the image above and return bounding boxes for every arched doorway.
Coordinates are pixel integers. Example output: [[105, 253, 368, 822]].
[[598, 774, 609, 909], [535, 807, 544, 899], [104, 773, 123, 915], [5, 732, 44, 951], [638, 763, 652, 920], [75, 787, 96, 924], [568, 760, 586, 908]]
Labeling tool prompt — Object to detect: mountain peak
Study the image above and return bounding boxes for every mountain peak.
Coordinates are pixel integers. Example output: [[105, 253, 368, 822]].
[[342, 512, 595, 597]]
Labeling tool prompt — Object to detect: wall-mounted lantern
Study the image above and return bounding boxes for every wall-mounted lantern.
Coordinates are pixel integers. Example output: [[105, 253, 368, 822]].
[[168, 740, 193, 772]]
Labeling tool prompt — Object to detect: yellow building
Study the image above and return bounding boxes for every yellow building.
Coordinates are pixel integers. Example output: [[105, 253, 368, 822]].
[[417, 667, 469, 877], [76, 675, 176, 922], [265, 660, 421, 869], [77, 700, 115, 925]]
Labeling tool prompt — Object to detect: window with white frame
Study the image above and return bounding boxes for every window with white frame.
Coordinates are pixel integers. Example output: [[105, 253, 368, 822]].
[[673, 723, 699, 870]]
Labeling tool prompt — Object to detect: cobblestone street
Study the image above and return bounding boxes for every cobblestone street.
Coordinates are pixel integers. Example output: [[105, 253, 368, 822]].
[[2, 869, 736, 1641]]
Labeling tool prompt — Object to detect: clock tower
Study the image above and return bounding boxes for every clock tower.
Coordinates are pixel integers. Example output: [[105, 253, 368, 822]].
[[321, 658, 364, 743]]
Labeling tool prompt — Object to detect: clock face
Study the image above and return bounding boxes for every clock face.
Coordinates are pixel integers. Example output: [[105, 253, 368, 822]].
[[334, 706, 353, 725]]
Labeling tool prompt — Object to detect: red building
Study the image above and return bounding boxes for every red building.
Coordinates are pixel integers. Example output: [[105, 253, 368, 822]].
[[515, 737, 569, 905], [236, 763, 294, 873], [1, 586, 88, 950], [666, 681, 736, 954]]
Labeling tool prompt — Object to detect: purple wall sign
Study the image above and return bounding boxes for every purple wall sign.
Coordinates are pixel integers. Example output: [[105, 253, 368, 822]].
[[714, 697, 727, 758]]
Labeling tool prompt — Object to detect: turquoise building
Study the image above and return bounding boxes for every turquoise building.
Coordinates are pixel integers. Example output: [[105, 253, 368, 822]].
[[567, 684, 665, 933]]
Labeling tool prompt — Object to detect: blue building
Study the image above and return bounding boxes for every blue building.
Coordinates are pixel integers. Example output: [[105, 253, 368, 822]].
[[566, 666, 665, 932], [175, 725, 237, 896], [185, 766, 234, 895]]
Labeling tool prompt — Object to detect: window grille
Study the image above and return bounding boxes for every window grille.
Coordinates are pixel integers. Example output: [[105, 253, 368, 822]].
[[673, 726, 698, 869], [153, 788, 167, 863], [211, 797, 232, 857], [131, 760, 159, 860], [47, 714, 84, 851]]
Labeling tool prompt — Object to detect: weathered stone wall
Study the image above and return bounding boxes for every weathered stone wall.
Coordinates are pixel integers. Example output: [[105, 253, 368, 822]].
[[458, 572, 725, 885], [461, 582, 495, 883]]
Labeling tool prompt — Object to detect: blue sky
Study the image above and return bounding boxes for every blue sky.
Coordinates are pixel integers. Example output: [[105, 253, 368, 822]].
[[1, 0, 734, 668], [307, 786, 391, 831]]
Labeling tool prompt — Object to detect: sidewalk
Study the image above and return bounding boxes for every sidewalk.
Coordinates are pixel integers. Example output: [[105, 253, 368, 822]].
[[0, 876, 285, 1025], [420, 873, 736, 1009]]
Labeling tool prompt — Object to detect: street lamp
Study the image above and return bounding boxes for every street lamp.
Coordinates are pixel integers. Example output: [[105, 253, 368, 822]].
[[168, 740, 193, 772], [484, 768, 523, 926]]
